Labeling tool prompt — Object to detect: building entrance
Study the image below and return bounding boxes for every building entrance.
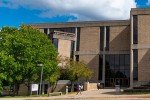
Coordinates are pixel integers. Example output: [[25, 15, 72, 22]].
[[105, 78, 130, 87], [99, 54, 130, 87]]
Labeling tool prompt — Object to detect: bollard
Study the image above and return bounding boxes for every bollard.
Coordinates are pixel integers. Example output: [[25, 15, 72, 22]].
[[115, 85, 120, 93], [66, 86, 68, 95]]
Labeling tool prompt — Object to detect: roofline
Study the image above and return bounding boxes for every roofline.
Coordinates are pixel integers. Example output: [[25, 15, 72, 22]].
[[131, 8, 150, 15], [28, 20, 130, 28]]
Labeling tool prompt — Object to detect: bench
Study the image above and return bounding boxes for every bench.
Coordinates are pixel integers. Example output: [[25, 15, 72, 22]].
[[49, 92, 62, 96]]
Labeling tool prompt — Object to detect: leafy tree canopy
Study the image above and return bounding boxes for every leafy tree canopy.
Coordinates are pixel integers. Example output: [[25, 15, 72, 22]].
[[61, 58, 93, 82], [0, 25, 59, 93]]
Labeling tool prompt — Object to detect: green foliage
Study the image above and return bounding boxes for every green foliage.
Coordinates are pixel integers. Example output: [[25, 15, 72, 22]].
[[64, 59, 93, 82], [0, 25, 59, 93]]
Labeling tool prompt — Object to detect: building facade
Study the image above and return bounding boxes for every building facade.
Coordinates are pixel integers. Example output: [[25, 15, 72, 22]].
[[30, 8, 150, 88]]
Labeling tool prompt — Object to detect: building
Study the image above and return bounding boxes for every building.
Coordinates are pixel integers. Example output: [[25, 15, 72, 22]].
[[30, 8, 150, 88]]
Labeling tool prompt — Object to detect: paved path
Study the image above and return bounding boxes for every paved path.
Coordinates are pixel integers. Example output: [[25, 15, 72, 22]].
[[1, 89, 150, 100]]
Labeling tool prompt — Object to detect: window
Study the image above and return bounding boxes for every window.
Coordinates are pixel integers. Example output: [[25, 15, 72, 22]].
[[53, 38, 58, 50], [76, 27, 80, 51], [106, 26, 110, 51], [76, 55, 79, 61], [70, 41, 75, 59], [100, 26, 104, 51], [115, 55, 119, 66], [133, 15, 138, 44], [133, 49, 138, 80], [99, 55, 103, 80], [44, 28, 48, 35], [105, 54, 130, 79]]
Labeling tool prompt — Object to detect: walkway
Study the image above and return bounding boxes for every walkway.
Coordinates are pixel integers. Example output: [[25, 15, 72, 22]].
[[1, 89, 150, 100]]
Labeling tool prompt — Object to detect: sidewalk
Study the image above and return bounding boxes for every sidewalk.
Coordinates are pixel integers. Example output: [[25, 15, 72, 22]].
[[1, 89, 150, 100]]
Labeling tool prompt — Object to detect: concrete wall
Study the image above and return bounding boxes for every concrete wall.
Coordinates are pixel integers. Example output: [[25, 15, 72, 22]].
[[109, 25, 130, 51], [80, 27, 100, 52], [138, 15, 150, 44], [136, 15, 150, 82], [18, 84, 28, 96], [79, 55, 99, 81], [138, 49, 150, 81], [58, 39, 71, 58], [79, 27, 100, 81]]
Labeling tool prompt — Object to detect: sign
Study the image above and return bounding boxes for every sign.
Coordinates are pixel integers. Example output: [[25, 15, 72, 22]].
[[31, 84, 39, 91]]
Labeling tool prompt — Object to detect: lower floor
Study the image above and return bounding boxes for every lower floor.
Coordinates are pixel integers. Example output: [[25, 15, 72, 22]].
[[79, 49, 150, 88]]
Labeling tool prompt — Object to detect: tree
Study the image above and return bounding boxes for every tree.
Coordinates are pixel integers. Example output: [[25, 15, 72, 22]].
[[62, 59, 93, 91], [0, 25, 59, 95]]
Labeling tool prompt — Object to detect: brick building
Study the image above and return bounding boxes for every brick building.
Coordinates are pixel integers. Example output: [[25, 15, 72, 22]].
[[29, 8, 150, 88]]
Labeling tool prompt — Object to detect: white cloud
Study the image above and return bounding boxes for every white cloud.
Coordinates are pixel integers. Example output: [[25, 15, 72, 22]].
[[147, 0, 150, 5], [0, 0, 137, 21]]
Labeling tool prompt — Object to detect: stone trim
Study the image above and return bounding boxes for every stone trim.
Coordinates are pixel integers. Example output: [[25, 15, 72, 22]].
[[75, 50, 130, 55], [131, 8, 150, 15], [29, 20, 130, 28], [132, 44, 150, 49], [53, 30, 76, 41]]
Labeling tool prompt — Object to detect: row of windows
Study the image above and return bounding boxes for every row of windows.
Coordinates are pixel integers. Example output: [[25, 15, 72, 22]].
[[106, 54, 130, 78], [46, 26, 112, 57], [99, 54, 130, 80], [106, 69, 130, 78], [106, 54, 130, 67]]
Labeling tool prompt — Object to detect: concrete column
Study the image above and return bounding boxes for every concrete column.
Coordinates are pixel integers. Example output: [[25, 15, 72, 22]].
[[130, 50, 133, 88], [130, 15, 134, 88], [74, 27, 77, 60], [47, 28, 50, 35], [102, 26, 106, 85]]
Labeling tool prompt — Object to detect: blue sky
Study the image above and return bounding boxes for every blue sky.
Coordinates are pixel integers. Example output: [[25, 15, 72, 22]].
[[0, 0, 149, 28]]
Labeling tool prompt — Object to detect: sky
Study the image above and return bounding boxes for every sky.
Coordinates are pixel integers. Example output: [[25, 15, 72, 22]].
[[0, 0, 150, 28]]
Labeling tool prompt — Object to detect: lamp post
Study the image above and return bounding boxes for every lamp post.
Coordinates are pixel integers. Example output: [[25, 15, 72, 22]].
[[37, 63, 43, 96]]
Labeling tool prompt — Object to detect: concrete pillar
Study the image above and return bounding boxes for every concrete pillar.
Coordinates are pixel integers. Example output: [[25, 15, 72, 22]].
[[130, 14, 134, 88], [130, 50, 133, 88], [84, 82, 89, 91], [74, 27, 77, 60], [102, 26, 106, 86], [47, 28, 50, 35]]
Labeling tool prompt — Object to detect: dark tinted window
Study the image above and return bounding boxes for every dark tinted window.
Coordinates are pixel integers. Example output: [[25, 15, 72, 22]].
[[125, 55, 130, 65], [100, 26, 104, 51], [115, 55, 119, 66], [53, 38, 58, 49], [133, 15, 138, 44], [70, 41, 75, 59], [105, 54, 130, 87], [76, 55, 79, 61], [133, 49, 138, 80], [44, 28, 48, 35], [76, 27, 80, 51], [120, 55, 125, 65], [99, 55, 103, 80], [106, 26, 110, 51]]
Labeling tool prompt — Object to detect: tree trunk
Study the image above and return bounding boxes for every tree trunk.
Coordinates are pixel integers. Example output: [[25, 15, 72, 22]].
[[27, 83, 31, 96], [13, 83, 20, 95], [47, 83, 50, 96], [71, 81, 74, 92]]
